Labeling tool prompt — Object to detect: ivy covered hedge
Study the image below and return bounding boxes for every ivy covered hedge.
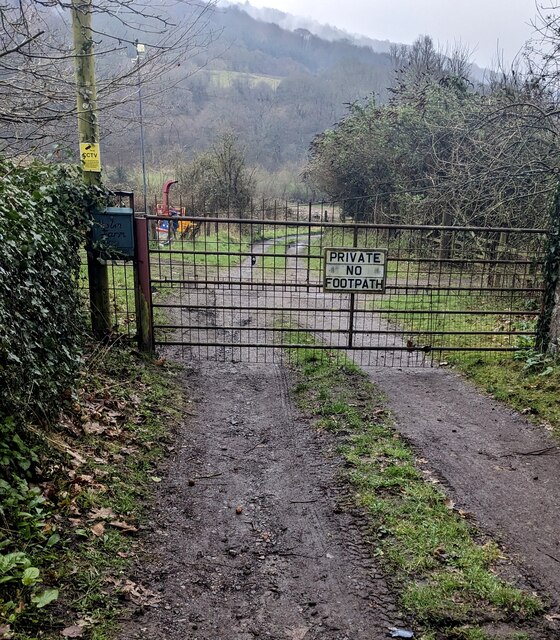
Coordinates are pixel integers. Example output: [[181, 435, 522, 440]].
[[0, 158, 100, 424], [0, 159, 108, 628]]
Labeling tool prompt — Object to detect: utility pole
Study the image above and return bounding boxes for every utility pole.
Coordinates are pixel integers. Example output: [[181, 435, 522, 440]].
[[71, 0, 111, 337]]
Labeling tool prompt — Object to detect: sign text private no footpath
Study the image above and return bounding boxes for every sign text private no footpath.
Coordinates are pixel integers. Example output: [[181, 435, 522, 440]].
[[324, 248, 387, 292]]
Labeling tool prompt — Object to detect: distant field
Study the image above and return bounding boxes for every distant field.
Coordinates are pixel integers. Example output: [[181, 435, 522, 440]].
[[206, 69, 282, 89]]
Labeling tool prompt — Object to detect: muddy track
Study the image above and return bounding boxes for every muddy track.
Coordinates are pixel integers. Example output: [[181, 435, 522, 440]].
[[119, 361, 404, 639], [364, 366, 560, 609], [123, 235, 560, 639]]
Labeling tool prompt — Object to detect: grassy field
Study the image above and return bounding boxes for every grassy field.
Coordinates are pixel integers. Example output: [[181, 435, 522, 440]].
[[205, 69, 282, 90], [286, 337, 544, 640], [375, 290, 535, 352], [152, 226, 309, 269]]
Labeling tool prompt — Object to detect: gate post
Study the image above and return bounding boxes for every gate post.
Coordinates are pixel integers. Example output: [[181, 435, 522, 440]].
[[134, 216, 154, 353]]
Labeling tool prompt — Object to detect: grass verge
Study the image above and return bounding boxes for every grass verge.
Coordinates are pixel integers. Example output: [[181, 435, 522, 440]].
[[1, 341, 182, 639], [371, 289, 560, 437], [457, 353, 560, 438], [286, 337, 546, 640]]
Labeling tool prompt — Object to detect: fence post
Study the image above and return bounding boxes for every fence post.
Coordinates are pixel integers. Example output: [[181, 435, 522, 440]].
[[348, 224, 359, 348], [306, 201, 312, 290], [134, 216, 154, 352]]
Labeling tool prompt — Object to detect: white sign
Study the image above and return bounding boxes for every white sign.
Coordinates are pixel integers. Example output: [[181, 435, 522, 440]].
[[324, 248, 387, 292]]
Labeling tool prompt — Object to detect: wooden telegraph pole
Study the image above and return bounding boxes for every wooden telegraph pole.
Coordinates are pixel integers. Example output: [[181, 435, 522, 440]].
[[71, 0, 111, 337]]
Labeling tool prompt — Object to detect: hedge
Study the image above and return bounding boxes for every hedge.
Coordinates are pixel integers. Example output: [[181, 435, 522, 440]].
[[0, 159, 101, 425]]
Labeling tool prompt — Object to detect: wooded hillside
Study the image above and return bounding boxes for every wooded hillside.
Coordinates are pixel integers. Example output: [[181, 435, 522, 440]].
[[101, 4, 394, 177]]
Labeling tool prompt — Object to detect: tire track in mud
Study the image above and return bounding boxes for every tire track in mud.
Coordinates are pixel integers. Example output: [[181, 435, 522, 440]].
[[119, 361, 404, 639]]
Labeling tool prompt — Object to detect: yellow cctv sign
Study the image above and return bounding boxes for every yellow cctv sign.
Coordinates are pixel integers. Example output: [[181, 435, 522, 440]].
[[80, 142, 101, 172]]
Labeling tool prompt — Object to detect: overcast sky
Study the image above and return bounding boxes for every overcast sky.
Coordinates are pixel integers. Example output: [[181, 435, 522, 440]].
[[233, 0, 541, 68]]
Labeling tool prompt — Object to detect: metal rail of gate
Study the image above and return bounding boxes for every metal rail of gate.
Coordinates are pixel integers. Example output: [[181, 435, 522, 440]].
[[145, 213, 548, 367]]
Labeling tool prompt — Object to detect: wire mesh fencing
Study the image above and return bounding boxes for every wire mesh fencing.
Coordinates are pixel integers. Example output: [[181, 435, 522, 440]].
[[79, 257, 137, 338], [145, 207, 548, 367]]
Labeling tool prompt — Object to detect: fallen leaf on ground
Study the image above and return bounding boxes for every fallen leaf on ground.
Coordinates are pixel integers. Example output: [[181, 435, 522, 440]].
[[121, 580, 162, 606], [545, 613, 560, 621], [67, 448, 86, 466], [82, 421, 107, 435], [61, 626, 84, 637], [91, 522, 105, 537], [89, 507, 116, 520], [108, 520, 137, 533], [121, 446, 139, 455]]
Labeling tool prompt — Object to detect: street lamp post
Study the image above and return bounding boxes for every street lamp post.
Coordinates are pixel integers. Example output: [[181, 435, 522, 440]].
[[135, 41, 148, 214]]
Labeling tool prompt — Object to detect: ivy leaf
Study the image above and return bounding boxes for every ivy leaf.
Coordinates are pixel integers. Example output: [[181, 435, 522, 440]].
[[31, 588, 59, 608], [21, 567, 40, 586], [46, 533, 61, 547]]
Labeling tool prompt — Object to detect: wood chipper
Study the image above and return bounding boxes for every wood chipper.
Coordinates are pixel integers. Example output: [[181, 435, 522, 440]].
[[155, 179, 198, 245]]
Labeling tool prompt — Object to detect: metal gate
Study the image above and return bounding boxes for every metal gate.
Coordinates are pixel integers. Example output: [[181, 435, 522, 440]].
[[145, 212, 548, 367]]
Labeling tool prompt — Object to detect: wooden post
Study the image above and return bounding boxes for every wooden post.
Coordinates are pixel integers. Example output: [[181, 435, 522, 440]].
[[134, 217, 154, 352], [71, 0, 111, 337]]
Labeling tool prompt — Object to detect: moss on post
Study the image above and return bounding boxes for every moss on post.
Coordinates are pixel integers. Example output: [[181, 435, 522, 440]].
[[536, 184, 560, 353]]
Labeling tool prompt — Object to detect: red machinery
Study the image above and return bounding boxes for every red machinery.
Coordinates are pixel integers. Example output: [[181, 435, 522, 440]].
[[162, 179, 178, 216], [156, 179, 195, 243]]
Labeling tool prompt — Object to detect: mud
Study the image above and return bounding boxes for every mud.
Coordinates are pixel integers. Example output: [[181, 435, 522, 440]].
[[118, 361, 404, 639]]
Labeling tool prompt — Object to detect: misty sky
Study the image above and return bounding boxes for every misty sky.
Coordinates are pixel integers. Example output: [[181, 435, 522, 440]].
[[234, 0, 542, 67]]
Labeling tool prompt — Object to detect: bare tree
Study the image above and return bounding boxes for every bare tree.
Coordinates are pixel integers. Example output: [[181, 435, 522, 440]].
[[525, 2, 560, 96], [0, 0, 217, 157]]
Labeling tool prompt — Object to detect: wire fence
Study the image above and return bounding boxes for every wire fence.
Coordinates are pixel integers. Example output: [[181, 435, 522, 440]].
[[79, 256, 137, 338]]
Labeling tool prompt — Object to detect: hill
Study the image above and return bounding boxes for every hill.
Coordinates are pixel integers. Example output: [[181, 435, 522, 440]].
[[103, 3, 394, 184], [229, 1, 395, 53]]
